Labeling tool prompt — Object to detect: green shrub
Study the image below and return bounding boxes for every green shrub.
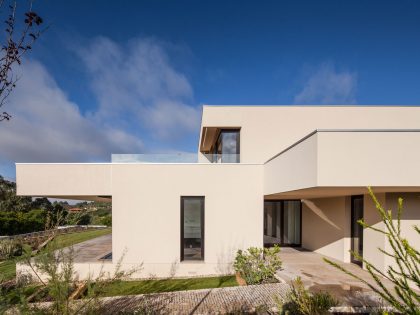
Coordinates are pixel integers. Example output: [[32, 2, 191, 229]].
[[65, 212, 92, 226], [101, 215, 112, 227], [277, 277, 338, 315], [0, 239, 23, 260], [0, 209, 46, 235], [233, 245, 282, 285]]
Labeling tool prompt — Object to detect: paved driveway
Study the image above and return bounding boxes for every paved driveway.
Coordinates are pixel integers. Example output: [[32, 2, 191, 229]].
[[276, 247, 395, 307]]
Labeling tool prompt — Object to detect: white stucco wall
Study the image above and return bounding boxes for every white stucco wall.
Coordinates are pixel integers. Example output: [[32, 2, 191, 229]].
[[384, 193, 420, 271], [264, 133, 318, 195], [317, 132, 420, 187], [16, 163, 112, 197], [111, 163, 264, 277], [301, 196, 351, 263], [200, 105, 420, 163], [363, 193, 387, 272], [302, 192, 420, 275]]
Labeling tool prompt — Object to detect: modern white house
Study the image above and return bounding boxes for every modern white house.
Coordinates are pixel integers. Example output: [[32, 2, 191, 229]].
[[16, 105, 420, 279]]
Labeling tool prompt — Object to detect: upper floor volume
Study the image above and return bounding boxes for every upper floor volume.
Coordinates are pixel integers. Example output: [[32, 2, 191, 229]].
[[112, 105, 420, 165]]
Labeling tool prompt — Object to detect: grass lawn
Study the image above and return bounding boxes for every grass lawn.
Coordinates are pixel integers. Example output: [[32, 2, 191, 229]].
[[97, 275, 238, 297], [4, 275, 238, 304], [0, 259, 16, 281], [51, 227, 111, 249], [0, 228, 111, 281]]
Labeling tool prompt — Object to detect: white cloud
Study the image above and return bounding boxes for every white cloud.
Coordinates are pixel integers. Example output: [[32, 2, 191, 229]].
[[0, 61, 144, 164], [0, 36, 202, 171], [294, 63, 357, 105], [77, 37, 201, 140]]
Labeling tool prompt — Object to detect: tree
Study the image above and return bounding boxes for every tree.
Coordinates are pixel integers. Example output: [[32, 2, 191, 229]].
[[0, 175, 32, 212], [0, 0, 44, 122], [31, 197, 53, 212], [324, 187, 420, 314]]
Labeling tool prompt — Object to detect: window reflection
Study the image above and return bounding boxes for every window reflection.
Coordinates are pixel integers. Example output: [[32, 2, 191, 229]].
[[212, 129, 240, 163], [264, 200, 301, 247], [181, 197, 204, 261]]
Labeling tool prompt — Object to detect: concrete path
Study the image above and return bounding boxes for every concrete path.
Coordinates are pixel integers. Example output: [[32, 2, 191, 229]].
[[276, 247, 393, 307], [71, 234, 112, 263]]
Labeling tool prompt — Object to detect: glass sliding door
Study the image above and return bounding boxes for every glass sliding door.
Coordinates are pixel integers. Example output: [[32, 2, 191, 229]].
[[181, 197, 204, 261], [351, 195, 364, 266], [264, 201, 281, 245], [264, 200, 301, 247], [283, 201, 301, 245]]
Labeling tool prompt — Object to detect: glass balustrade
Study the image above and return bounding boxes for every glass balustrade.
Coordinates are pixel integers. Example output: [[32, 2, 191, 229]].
[[111, 153, 240, 163]]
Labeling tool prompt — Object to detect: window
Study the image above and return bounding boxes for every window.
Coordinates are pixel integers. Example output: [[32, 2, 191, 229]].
[[264, 200, 301, 247], [181, 197, 204, 261], [212, 129, 240, 163], [351, 195, 364, 266], [283, 201, 301, 245]]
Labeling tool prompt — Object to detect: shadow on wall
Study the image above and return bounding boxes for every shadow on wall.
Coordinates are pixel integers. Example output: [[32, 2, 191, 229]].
[[387, 193, 420, 220], [302, 199, 341, 230], [300, 193, 392, 258], [300, 197, 350, 258]]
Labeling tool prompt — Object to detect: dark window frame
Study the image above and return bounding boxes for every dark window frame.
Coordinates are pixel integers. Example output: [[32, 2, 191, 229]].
[[211, 128, 240, 163], [180, 196, 205, 262], [263, 200, 302, 247], [351, 195, 364, 266]]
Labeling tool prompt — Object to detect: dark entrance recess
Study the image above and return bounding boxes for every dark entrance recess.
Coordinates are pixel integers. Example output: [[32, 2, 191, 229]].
[[264, 200, 302, 247]]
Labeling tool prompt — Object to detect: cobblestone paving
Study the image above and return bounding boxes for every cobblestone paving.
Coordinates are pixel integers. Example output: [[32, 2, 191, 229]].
[[97, 283, 289, 314]]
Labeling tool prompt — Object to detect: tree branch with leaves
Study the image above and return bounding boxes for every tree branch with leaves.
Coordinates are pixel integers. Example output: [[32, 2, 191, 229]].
[[0, 0, 44, 122], [324, 187, 420, 314]]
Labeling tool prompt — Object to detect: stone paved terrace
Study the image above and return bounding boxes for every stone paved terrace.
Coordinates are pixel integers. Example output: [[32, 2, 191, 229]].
[[276, 247, 393, 307]]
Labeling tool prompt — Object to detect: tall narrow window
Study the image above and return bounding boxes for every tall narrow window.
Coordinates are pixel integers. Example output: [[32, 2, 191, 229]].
[[351, 195, 364, 266], [181, 197, 204, 261], [212, 129, 240, 163], [283, 201, 301, 245]]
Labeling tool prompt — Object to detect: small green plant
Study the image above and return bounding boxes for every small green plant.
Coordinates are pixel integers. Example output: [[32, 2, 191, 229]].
[[324, 187, 420, 315], [233, 245, 282, 285], [277, 277, 338, 315], [0, 239, 23, 260]]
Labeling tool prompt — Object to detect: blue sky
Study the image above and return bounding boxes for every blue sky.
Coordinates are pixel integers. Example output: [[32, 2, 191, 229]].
[[1, 0, 420, 179]]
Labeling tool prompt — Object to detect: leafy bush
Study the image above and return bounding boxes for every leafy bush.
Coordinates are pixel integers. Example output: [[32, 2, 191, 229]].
[[324, 187, 420, 315], [4, 244, 142, 314], [233, 245, 282, 285], [0, 239, 23, 260], [101, 215, 112, 227], [277, 277, 338, 315], [0, 209, 47, 235], [65, 212, 92, 226]]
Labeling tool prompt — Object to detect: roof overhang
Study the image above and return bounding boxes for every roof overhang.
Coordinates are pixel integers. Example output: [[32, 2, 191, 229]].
[[200, 127, 219, 152], [265, 186, 420, 200]]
